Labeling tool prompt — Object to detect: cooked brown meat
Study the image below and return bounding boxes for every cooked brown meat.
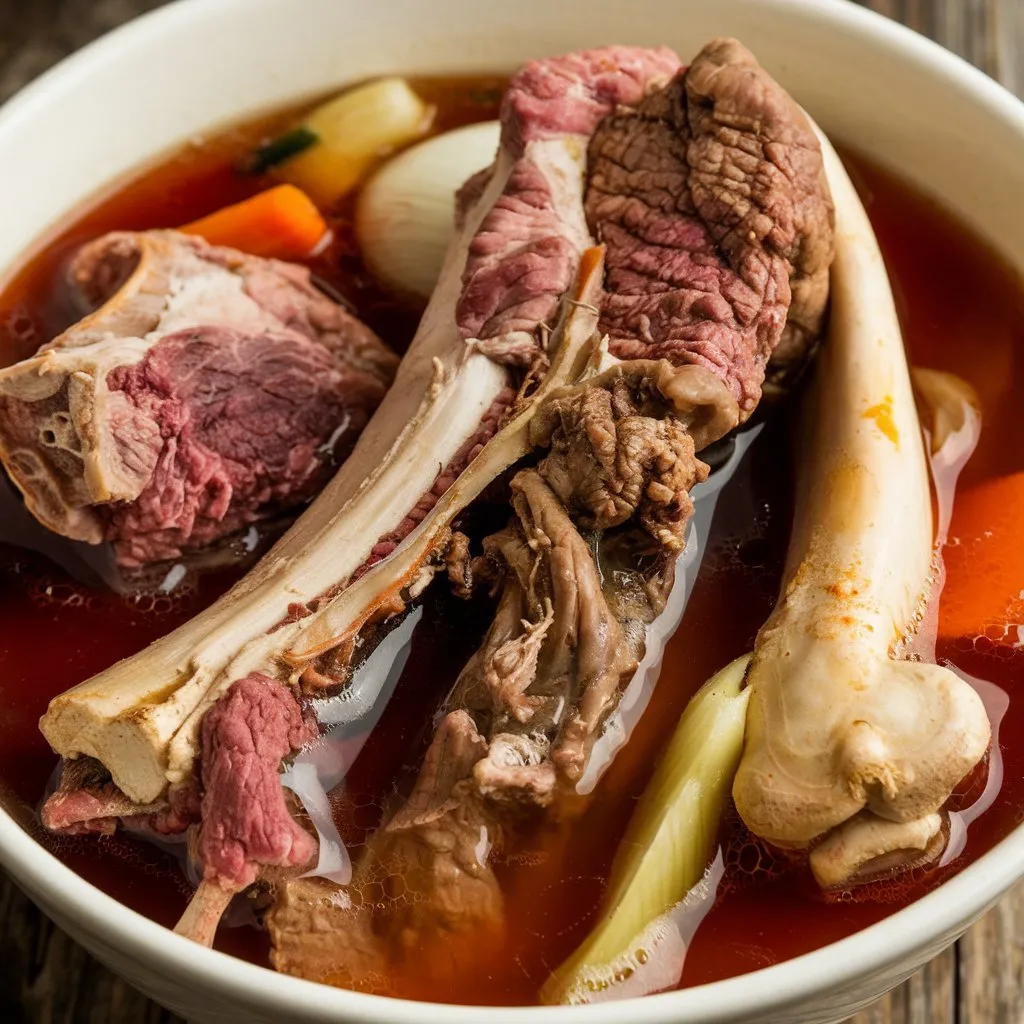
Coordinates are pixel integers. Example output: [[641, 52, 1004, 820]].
[[0, 231, 397, 568], [586, 37, 834, 411], [529, 360, 717, 550], [444, 530, 474, 598]]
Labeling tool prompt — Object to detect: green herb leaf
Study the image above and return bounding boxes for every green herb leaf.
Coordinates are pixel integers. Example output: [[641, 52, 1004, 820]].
[[467, 87, 504, 106], [244, 126, 319, 175]]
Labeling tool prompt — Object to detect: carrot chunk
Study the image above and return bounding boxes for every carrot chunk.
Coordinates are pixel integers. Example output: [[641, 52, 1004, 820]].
[[179, 184, 328, 261], [939, 472, 1024, 641]]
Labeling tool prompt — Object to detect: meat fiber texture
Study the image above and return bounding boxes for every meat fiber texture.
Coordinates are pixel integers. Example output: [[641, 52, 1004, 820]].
[[0, 231, 397, 568], [455, 37, 832, 409], [197, 672, 317, 890], [586, 37, 834, 415], [454, 45, 682, 368]]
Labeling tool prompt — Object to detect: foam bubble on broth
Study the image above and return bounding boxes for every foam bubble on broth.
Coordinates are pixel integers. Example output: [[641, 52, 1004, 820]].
[[21, 559, 199, 617]]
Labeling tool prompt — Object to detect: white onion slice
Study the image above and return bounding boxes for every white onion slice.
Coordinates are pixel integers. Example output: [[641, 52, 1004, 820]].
[[356, 121, 501, 298]]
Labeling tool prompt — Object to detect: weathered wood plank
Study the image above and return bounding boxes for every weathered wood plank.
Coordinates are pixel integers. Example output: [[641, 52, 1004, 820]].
[[994, 0, 1024, 96], [0, 0, 167, 105], [958, 895, 1024, 1024], [0, 862, 177, 1024], [2, 0, 1024, 1021], [847, 948, 957, 1024]]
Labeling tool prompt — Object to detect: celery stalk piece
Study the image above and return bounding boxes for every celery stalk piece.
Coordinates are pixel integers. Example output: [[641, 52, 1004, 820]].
[[541, 654, 751, 1005]]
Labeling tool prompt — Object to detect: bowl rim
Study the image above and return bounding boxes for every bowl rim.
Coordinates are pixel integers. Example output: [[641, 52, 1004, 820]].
[[2, 0, 1024, 1020]]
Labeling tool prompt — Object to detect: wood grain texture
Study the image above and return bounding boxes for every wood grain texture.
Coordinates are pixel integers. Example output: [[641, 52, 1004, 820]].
[[0, 0, 1021, 1021]]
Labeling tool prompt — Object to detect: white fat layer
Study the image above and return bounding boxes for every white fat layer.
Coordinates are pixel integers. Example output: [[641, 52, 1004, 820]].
[[310, 606, 423, 739], [527, 135, 593, 256], [279, 761, 352, 885], [316, 412, 352, 457], [148, 262, 274, 339], [900, 399, 1009, 867], [475, 825, 491, 867], [276, 606, 423, 886], [159, 564, 187, 594]]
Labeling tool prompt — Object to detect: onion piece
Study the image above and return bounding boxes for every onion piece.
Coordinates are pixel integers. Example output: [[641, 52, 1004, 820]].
[[542, 655, 750, 1005], [356, 121, 501, 298], [275, 77, 435, 205]]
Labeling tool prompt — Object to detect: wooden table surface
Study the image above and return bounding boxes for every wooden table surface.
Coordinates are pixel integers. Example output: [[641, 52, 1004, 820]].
[[1, 0, 1022, 1021]]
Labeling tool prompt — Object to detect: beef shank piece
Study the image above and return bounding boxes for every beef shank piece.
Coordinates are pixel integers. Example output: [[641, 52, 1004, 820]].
[[587, 36, 833, 409], [0, 231, 397, 567]]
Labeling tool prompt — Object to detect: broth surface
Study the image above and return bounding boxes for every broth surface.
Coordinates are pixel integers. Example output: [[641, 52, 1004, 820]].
[[0, 77, 1022, 1004]]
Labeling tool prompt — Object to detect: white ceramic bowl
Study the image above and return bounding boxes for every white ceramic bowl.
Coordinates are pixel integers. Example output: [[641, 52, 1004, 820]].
[[2, 1, 1023, 1021]]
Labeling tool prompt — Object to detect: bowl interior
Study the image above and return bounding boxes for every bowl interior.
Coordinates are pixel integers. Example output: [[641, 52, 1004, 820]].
[[2, 1, 1024, 1022]]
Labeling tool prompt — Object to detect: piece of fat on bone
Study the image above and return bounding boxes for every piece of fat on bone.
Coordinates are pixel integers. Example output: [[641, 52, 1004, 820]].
[[730, 126, 991, 888], [36, 144, 534, 806]]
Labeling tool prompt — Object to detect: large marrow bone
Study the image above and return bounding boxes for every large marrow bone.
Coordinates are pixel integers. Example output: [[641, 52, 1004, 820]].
[[38, 162, 520, 804], [285, 249, 615, 665], [731, 131, 991, 882]]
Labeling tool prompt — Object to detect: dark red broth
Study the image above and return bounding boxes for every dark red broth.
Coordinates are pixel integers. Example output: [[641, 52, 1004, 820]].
[[1, 76, 1022, 1004]]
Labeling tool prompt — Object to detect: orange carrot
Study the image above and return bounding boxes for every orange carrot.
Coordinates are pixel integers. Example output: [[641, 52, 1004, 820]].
[[939, 471, 1024, 641], [179, 184, 328, 261]]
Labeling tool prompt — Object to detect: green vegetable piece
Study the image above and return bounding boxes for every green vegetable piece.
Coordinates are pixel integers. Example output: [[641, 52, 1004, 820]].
[[541, 654, 752, 1005], [245, 126, 319, 175]]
